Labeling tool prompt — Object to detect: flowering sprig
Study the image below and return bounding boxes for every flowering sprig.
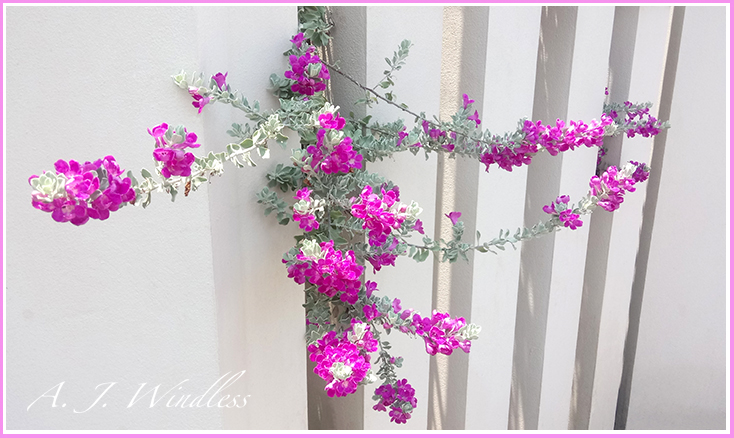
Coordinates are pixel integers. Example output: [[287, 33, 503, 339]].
[[326, 60, 668, 179], [172, 70, 268, 124], [29, 156, 136, 226]]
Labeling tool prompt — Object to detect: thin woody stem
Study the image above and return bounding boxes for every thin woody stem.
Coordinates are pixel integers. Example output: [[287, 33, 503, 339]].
[[321, 61, 425, 122], [322, 60, 492, 150]]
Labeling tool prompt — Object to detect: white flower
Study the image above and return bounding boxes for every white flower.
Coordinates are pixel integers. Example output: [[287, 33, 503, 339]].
[[329, 362, 353, 380], [301, 239, 325, 260]]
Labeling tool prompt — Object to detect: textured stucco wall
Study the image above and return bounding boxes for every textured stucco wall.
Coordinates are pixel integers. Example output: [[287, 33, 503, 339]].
[[5, 5, 304, 430]]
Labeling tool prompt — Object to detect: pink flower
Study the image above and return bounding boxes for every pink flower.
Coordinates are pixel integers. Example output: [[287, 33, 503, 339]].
[[290, 32, 305, 49], [397, 128, 409, 147], [445, 211, 461, 225], [412, 219, 425, 234], [212, 72, 228, 90], [366, 252, 397, 273], [364, 281, 378, 298], [463, 93, 474, 109], [318, 113, 346, 130], [468, 110, 481, 126], [147, 123, 168, 146], [363, 303, 380, 321]]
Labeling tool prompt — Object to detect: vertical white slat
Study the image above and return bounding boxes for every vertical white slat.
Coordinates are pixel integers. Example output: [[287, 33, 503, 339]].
[[195, 6, 309, 430], [509, 6, 578, 430], [465, 6, 542, 430], [429, 6, 487, 430], [362, 6, 444, 430], [536, 6, 615, 430], [587, 6, 673, 430], [569, 6, 640, 429], [625, 6, 728, 430]]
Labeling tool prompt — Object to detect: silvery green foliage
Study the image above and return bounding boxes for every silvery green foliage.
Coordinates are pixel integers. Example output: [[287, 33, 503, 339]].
[[356, 39, 413, 108], [30, 171, 68, 200], [297, 6, 332, 48]]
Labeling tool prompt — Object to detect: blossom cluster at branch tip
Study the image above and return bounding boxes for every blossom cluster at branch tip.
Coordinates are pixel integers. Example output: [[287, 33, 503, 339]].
[[307, 322, 378, 398], [543, 195, 583, 230], [285, 43, 330, 96], [589, 161, 650, 212], [284, 240, 364, 305], [373, 379, 418, 424], [186, 71, 227, 113], [149, 123, 201, 178], [609, 101, 666, 138], [29, 156, 136, 226], [408, 310, 479, 356]]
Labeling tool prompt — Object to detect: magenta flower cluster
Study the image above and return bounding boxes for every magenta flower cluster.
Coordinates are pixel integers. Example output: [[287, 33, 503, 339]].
[[30, 156, 136, 226], [421, 119, 456, 152], [351, 185, 405, 247], [612, 102, 665, 138], [463, 93, 481, 127], [590, 162, 649, 212], [188, 72, 227, 114], [543, 195, 583, 230], [307, 324, 378, 398], [284, 240, 364, 305], [149, 123, 201, 178], [480, 115, 613, 173], [366, 251, 398, 273], [398, 310, 472, 356], [373, 379, 418, 424], [292, 187, 319, 232], [305, 113, 363, 174], [285, 46, 330, 96]]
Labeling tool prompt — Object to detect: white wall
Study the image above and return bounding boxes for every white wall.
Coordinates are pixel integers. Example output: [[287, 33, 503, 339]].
[[5, 5, 305, 430], [5, 5, 728, 431], [625, 6, 728, 430]]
